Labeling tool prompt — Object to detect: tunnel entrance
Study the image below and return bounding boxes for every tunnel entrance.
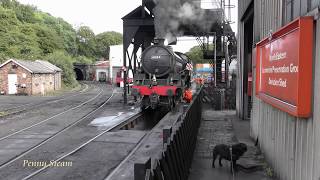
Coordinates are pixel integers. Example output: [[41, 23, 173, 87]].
[[74, 68, 84, 80]]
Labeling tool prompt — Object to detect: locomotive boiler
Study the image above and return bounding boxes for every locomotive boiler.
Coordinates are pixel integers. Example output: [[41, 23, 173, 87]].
[[131, 39, 193, 110]]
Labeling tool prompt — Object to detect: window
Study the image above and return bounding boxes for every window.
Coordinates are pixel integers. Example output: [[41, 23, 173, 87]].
[[11, 64, 17, 69]]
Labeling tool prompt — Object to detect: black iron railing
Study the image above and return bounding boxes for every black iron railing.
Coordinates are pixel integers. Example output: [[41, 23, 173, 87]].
[[134, 87, 203, 180]]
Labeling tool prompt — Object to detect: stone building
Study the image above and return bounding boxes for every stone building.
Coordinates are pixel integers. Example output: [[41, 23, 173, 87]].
[[36, 60, 62, 90], [0, 59, 62, 95]]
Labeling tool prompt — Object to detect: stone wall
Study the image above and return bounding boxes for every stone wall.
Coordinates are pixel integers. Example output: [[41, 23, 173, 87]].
[[31, 73, 55, 95], [54, 72, 61, 90]]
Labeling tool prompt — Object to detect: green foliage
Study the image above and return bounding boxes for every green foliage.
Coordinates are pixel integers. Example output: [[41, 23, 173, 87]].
[[0, 6, 19, 33], [44, 51, 78, 87], [76, 56, 93, 65], [0, 0, 123, 86], [95, 31, 122, 59], [186, 45, 211, 64], [76, 26, 96, 58], [36, 12, 77, 55], [32, 24, 64, 54], [263, 163, 275, 178]]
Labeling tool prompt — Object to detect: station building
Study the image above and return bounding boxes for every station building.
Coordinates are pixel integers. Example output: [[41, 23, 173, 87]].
[[237, 1, 320, 179], [0, 59, 62, 95]]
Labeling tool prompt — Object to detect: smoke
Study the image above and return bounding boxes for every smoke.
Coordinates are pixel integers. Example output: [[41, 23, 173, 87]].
[[153, 0, 214, 42]]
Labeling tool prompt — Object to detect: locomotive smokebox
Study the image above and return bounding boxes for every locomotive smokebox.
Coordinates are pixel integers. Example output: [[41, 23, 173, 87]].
[[141, 39, 188, 78]]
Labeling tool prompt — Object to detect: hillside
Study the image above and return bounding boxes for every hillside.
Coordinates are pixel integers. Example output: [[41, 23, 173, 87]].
[[0, 0, 122, 86]]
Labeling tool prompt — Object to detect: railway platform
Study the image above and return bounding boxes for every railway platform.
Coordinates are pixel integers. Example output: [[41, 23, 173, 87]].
[[188, 108, 275, 180]]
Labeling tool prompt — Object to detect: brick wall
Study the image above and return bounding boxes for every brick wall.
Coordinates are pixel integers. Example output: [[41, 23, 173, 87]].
[[0, 61, 58, 95], [0, 61, 32, 95]]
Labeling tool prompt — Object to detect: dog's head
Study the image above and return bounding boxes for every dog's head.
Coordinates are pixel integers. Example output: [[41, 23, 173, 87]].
[[238, 143, 247, 153]]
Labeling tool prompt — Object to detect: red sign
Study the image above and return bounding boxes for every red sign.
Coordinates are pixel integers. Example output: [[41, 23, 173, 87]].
[[256, 17, 313, 118]]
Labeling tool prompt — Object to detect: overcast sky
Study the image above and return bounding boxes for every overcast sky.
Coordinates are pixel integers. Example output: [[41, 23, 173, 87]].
[[17, 0, 238, 52]]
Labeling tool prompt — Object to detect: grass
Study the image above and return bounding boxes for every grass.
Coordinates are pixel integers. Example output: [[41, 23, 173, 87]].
[[36, 82, 83, 97], [0, 111, 8, 117], [263, 163, 275, 178]]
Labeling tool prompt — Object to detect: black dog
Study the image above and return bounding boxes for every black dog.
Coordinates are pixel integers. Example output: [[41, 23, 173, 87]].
[[212, 143, 247, 172]]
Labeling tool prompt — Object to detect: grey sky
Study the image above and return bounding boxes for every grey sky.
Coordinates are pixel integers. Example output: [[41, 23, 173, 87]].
[[18, 0, 142, 34]]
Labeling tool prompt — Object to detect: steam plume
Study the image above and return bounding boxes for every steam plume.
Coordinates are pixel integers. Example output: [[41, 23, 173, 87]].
[[153, 0, 221, 42]]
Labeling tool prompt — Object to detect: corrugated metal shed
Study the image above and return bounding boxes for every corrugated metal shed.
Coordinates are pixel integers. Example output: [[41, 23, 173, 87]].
[[238, 0, 320, 180]]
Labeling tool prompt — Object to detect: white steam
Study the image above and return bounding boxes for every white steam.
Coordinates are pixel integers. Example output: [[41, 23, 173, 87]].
[[153, 0, 218, 42]]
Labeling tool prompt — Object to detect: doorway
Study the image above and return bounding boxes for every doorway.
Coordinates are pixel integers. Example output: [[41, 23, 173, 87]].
[[242, 2, 254, 120], [8, 74, 17, 94]]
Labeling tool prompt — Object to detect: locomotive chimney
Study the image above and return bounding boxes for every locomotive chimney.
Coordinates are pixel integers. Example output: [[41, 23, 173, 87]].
[[154, 38, 165, 45]]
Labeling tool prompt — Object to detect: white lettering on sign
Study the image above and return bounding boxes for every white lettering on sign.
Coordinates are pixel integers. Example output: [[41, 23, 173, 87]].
[[151, 56, 161, 59], [270, 52, 287, 61], [273, 65, 289, 73], [290, 63, 298, 73], [268, 78, 287, 87], [262, 64, 299, 74]]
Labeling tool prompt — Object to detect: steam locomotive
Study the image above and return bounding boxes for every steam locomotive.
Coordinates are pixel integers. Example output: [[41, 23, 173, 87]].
[[131, 39, 193, 110]]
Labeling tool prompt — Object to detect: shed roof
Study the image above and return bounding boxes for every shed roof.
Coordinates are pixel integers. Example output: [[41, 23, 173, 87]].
[[0, 59, 56, 74], [95, 61, 109, 67], [36, 60, 62, 72]]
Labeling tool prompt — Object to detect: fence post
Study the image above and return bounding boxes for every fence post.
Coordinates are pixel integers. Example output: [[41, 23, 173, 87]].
[[163, 126, 172, 147], [134, 157, 151, 180]]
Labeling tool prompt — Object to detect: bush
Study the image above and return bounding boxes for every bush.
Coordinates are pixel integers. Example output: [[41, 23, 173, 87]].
[[76, 55, 93, 64], [44, 51, 78, 87]]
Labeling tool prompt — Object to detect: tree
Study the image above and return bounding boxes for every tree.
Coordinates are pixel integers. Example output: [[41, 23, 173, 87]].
[[37, 12, 77, 55], [33, 24, 64, 55], [95, 31, 122, 59], [0, 0, 125, 86], [186, 45, 211, 64], [45, 51, 78, 87], [76, 56, 93, 64], [0, 6, 19, 33], [76, 26, 96, 58]]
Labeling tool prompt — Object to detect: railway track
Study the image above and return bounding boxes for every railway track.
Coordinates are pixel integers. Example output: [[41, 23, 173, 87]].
[[0, 84, 168, 180], [0, 89, 115, 171], [0, 84, 103, 142], [18, 109, 167, 180], [21, 112, 143, 180], [104, 123, 153, 180], [0, 83, 113, 170], [0, 83, 90, 118]]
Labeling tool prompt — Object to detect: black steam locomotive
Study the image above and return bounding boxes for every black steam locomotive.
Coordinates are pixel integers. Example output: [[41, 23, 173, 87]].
[[131, 39, 193, 110]]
